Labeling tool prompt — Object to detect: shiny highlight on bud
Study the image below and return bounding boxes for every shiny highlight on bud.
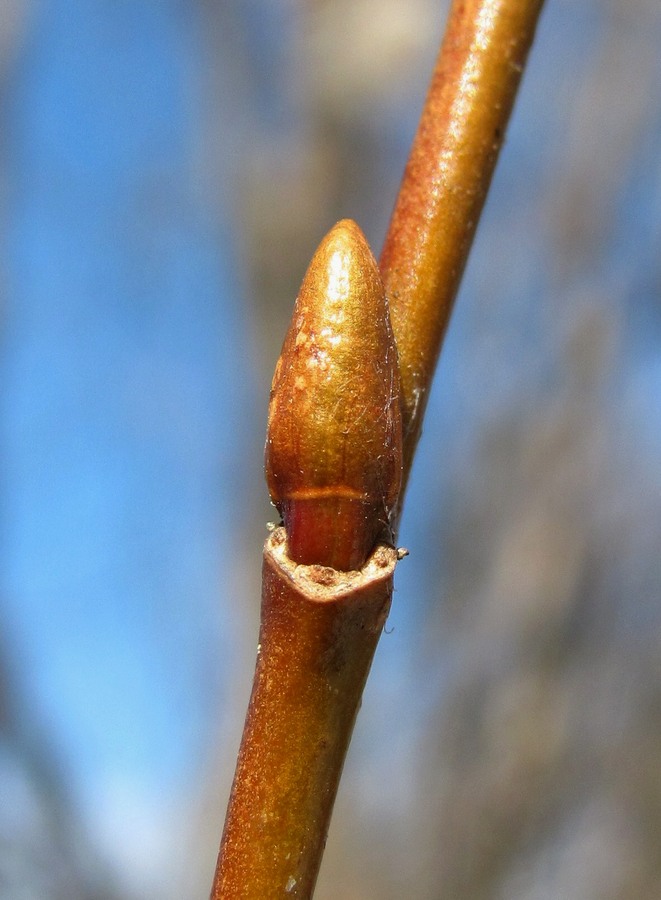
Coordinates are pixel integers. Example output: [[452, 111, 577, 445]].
[[265, 219, 403, 571]]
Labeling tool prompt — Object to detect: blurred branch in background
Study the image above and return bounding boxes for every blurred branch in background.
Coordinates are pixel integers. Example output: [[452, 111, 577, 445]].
[[1, 4, 119, 897], [203, 0, 442, 383], [0, 629, 120, 899]]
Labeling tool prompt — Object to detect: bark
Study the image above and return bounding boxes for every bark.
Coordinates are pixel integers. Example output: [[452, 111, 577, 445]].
[[212, 529, 397, 898]]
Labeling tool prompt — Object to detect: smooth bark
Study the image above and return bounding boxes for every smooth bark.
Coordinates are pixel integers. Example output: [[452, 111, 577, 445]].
[[212, 530, 396, 898], [381, 0, 545, 486]]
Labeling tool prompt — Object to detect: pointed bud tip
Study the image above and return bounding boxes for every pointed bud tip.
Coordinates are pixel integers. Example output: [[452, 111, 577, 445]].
[[265, 219, 402, 569]]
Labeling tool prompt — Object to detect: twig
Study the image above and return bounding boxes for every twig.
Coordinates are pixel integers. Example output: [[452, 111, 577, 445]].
[[212, 531, 396, 897], [381, 0, 545, 491], [211, 1, 545, 896]]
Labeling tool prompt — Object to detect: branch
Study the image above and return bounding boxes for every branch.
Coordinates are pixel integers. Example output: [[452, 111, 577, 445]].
[[212, 1, 546, 896], [212, 532, 396, 897], [381, 0, 545, 490]]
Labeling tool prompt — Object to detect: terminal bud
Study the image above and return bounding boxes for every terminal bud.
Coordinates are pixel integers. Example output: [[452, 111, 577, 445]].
[[265, 219, 402, 571]]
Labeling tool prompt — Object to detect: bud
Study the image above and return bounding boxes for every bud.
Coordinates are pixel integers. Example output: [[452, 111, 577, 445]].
[[265, 219, 402, 570]]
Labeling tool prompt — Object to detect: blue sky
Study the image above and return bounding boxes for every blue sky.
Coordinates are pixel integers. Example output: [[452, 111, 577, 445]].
[[2, 2, 256, 888]]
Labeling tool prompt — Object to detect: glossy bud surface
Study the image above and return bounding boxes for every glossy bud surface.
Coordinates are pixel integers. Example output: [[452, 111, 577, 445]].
[[265, 219, 402, 570]]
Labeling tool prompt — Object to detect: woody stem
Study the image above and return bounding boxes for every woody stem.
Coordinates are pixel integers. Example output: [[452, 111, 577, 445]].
[[381, 0, 545, 497]]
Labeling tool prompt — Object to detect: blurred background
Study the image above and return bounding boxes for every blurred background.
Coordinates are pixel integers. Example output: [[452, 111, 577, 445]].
[[1, 0, 660, 897]]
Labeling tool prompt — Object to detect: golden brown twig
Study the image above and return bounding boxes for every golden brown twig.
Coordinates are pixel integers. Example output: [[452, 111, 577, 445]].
[[211, 531, 396, 898], [381, 0, 545, 488], [212, 2, 546, 896]]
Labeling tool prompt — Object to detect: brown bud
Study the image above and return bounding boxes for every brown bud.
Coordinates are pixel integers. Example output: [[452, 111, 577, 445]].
[[265, 219, 402, 570]]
